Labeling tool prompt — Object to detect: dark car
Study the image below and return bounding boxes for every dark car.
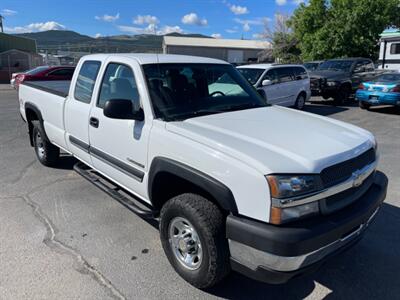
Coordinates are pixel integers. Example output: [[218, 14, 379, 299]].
[[303, 61, 323, 72], [309, 58, 383, 105], [14, 66, 75, 89]]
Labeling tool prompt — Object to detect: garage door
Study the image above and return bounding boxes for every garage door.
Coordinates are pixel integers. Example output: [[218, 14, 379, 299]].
[[227, 50, 244, 63]]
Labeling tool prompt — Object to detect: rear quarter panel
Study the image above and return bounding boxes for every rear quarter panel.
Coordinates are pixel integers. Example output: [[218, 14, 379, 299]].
[[19, 84, 68, 150]]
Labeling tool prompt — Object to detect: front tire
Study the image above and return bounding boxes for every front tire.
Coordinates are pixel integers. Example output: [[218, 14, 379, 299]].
[[32, 122, 60, 166], [160, 193, 229, 289], [294, 93, 306, 110]]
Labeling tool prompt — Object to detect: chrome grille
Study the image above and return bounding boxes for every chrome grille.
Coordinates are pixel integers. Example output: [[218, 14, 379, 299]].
[[320, 148, 376, 188]]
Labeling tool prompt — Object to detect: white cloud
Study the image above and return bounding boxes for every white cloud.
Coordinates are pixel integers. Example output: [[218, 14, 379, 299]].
[[133, 15, 159, 25], [252, 33, 264, 39], [243, 23, 250, 32], [181, 13, 208, 26], [118, 24, 183, 35], [292, 0, 305, 4], [95, 13, 120, 22], [211, 33, 222, 39], [276, 0, 287, 5], [233, 17, 270, 32], [229, 4, 249, 15], [1, 9, 17, 16], [225, 27, 238, 33], [5, 21, 66, 33], [95, 33, 102, 38]]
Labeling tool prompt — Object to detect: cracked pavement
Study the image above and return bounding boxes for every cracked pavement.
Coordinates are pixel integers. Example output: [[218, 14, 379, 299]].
[[0, 85, 399, 299]]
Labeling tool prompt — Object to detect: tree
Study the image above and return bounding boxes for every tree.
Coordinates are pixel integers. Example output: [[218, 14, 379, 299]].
[[290, 0, 400, 61], [258, 14, 301, 63]]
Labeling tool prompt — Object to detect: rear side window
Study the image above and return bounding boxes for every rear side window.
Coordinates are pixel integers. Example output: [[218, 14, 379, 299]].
[[49, 68, 75, 77], [74, 61, 101, 103], [390, 43, 400, 55], [263, 69, 279, 84], [275, 67, 294, 83], [98, 63, 139, 109], [293, 67, 308, 80]]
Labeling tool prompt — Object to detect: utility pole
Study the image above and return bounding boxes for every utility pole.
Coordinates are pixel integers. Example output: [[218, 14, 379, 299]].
[[0, 15, 4, 33]]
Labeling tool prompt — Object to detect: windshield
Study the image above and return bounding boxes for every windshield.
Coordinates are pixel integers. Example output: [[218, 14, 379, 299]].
[[374, 73, 400, 82], [26, 66, 49, 75], [237, 68, 265, 85], [318, 60, 353, 72], [303, 62, 320, 71], [143, 63, 268, 121]]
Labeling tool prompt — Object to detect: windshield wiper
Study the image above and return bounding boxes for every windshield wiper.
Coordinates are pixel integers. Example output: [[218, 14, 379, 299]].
[[220, 102, 266, 112], [170, 109, 226, 121]]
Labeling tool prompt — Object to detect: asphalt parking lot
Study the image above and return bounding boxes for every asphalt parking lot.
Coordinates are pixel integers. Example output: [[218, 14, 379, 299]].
[[0, 84, 399, 300]]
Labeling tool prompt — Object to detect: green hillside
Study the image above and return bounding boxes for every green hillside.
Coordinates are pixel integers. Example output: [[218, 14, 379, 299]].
[[14, 30, 211, 53]]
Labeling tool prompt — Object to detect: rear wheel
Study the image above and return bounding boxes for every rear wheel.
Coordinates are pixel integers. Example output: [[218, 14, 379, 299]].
[[160, 193, 230, 289], [359, 101, 371, 110], [294, 93, 306, 110], [32, 122, 60, 166]]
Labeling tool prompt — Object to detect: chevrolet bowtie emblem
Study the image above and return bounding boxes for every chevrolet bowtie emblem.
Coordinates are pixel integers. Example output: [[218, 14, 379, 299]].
[[352, 169, 365, 187]]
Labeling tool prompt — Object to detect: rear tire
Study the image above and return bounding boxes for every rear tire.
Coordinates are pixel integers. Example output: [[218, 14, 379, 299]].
[[359, 101, 371, 110], [32, 121, 60, 167], [294, 93, 306, 110], [160, 193, 230, 289]]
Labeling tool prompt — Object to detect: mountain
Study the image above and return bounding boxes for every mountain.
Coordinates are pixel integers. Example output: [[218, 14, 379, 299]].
[[14, 30, 211, 53]]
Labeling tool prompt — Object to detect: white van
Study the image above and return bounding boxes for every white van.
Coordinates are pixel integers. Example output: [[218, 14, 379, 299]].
[[237, 64, 311, 109]]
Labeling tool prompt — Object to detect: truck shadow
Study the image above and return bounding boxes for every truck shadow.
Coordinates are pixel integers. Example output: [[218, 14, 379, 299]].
[[207, 202, 400, 300], [367, 106, 400, 116]]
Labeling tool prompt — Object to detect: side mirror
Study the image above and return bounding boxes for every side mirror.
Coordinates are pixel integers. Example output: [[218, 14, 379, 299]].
[[103, 99, 144, 121], [262, 79, 273, 86]]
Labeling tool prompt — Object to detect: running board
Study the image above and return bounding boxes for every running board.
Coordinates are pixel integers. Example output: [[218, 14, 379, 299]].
[[73, 161, 155, 219]]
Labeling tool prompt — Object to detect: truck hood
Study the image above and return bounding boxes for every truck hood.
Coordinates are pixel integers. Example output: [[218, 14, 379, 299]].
[[166, 106, 375, 174], [310, 70, 350, 81]]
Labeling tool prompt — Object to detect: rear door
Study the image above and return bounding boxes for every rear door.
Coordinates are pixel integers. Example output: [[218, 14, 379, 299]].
[[274, 67, 296, 106], [88, 58, 151, 199], [64, 60, 101, 164]]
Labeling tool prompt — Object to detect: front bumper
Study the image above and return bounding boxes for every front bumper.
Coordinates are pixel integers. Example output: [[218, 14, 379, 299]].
[[226, 171, 388, 284]]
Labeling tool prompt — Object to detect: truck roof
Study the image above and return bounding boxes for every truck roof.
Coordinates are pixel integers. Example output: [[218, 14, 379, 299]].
[[81, 53, 229, 65]]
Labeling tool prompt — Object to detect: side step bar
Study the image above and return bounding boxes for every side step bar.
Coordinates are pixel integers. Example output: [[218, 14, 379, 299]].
[[73, 161, 155, 219]]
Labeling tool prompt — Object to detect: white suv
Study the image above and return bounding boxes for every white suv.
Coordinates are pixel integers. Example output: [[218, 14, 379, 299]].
[[237, 64, 311, 109]]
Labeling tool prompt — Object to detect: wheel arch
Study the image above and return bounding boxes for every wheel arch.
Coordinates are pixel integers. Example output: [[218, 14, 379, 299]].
[[148, 157, 238, 215], [25, 102, 47, 146]]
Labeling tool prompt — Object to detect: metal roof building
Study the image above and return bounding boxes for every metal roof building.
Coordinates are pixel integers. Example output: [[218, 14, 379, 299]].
[[0, 32, 37, 53], [163, 36, 271, 64]]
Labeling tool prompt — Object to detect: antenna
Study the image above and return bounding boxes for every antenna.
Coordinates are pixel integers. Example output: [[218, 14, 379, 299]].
[[0, 15, 4, 33]]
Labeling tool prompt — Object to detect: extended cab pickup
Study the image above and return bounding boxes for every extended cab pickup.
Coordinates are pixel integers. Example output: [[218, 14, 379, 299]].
[[310, 58, 385, 105], [19, 54, 388, 288]]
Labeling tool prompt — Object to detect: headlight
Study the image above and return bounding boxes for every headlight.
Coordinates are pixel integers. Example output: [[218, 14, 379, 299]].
[[326, 81, 339, 86], [266, 175, 322, 224], [266, 175, 321, 199]]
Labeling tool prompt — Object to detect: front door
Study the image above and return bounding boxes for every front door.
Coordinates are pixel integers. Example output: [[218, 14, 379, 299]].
[[88, 59, 151, 200], [65, 60, 102, 164]]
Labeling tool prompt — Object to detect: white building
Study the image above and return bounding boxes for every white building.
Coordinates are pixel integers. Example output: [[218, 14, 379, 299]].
[[379, 28, 400, 70], [163, 36, 271, 64]]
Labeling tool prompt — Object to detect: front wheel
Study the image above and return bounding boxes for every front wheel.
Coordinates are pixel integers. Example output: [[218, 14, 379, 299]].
[[160, 193, 230, 289], [294, 93, 306, 110], [32, 122, 60, 166]]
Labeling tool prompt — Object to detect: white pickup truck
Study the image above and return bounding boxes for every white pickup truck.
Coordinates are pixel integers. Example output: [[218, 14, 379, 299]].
[[19, 54, 388, 288]]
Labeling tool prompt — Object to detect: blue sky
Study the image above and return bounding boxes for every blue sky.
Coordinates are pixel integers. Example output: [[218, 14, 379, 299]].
[[1, 0, 303, 39]]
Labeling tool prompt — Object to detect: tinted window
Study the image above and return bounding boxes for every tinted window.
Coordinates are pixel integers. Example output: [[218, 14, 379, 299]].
[[319, 60, 353, 72], [390, 43, 400, 54], [375, 73, 400, 82], [275, 67, 294, 83], [293, 66, 308, 80], [237, 68, 265, 85], [143, 63, 267, 121], [262, 69, 279, 84], [26, 66, 49, 75], [303, 62, 319, 71], [48, 68, 75, 77], [98, 63, 139, 109], [74, 61, 101, 103]]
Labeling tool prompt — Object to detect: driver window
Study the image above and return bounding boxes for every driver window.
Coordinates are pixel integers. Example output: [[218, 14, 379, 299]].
[[98, 63, 139, 109], [262, 69, 278, 84]]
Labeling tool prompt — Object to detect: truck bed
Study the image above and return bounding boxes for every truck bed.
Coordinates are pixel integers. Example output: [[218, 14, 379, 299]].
[[22, 80, 71, 97]]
